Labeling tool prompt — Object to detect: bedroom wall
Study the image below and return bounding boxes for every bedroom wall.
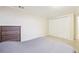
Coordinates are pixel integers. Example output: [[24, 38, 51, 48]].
[[0, 7, 48, 41], [48, 14, 75, 40]]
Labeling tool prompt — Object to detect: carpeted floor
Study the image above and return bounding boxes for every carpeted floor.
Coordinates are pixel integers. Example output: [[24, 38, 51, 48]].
[[0, 37, 75, 53]]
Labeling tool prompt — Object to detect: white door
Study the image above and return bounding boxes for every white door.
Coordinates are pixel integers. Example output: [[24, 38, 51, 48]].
[[76, 16, 79, 40]]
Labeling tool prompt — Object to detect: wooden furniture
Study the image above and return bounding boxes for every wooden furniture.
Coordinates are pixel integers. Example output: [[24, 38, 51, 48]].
[[0, 27, 1, 42], [0, 26, 21, 42]]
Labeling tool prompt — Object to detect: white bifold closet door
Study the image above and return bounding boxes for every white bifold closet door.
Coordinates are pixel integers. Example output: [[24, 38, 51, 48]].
[[76, 16, 79, 40], [49, 14, 74, 40]]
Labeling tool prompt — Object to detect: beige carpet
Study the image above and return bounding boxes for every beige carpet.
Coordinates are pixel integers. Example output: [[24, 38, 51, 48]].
[[0, 36, 75, 53]]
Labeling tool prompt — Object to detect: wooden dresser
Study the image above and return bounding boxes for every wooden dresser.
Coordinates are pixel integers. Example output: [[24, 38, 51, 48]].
[[0, 26, 21, 42]]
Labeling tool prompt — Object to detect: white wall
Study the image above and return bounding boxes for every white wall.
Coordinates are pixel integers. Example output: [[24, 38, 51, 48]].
[[0, 7, 48, 41], [49, 14, 74, 40]]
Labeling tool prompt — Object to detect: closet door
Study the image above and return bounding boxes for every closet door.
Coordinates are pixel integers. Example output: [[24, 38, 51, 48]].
[[0, 26, 1, 42], [1, 26, 21, 42], [76, 16, 79, 40]]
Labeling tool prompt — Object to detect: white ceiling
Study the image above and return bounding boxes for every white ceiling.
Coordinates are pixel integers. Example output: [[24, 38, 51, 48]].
[[9, 6, 79, 19]]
